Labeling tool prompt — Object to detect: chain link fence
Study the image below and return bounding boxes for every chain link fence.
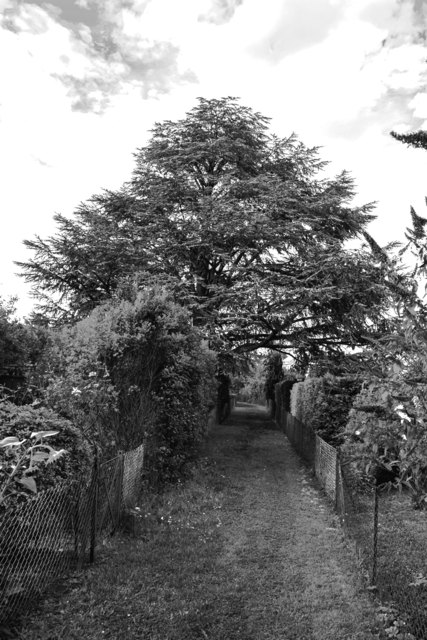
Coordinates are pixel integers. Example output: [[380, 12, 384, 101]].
[[276, 408, 427, 640], [0, 443, 145, 627]]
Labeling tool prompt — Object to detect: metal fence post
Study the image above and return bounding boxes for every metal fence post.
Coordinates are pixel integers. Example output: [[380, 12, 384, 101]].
[[89, 451, 99, 564], [116, 453, 124, 529], [335, 451, 340, 514], [372, 484, 379, 586]]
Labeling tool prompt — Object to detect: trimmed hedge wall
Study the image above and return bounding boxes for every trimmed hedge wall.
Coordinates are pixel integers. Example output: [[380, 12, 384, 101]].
[[287, 374, 362, 445]]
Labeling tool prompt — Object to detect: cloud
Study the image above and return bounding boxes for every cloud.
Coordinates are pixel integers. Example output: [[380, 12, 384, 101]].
[[249, 0, 343, 62], [1, 0, 196, 113], [405, 0, 427, 31], [358, 0, 427, 130], [198, 0, 244, 25]]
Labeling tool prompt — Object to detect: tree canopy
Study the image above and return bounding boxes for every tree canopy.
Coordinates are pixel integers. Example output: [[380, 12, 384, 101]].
[[18, 97, 400, 360]]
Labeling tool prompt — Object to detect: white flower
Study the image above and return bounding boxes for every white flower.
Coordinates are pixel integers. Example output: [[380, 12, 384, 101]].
[[88, 371, 97, 378], [71, 387, 82, 396], [396, 410, 411, 423]]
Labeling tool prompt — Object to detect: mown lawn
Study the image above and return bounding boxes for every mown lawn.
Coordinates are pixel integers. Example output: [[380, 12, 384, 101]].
[[11, 407, 385, 640], [13, 462, 240, 640]]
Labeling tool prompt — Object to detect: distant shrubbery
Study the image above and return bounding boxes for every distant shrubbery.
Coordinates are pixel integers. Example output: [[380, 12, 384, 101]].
[[0, 296, 48, 402], [238, 358, 265, 405]]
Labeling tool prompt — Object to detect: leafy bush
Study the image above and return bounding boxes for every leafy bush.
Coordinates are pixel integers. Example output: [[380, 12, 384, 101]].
[[320, 376, 361, 444], [0, 401, 92, 509], [0, 431, 67, 508], [342, 377, 427, 504], [39, 286, 216, 486], [288, 375, 361, 444], [149, 340, 216, 486], [298, 377, 325, 430]]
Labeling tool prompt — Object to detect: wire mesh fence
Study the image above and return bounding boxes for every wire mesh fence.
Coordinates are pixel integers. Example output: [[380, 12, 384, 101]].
[[276, 407, 427, 640], [0, 442, 145, 627]]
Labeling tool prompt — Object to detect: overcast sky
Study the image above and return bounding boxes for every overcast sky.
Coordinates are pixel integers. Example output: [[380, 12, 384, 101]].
[[1, 0, 427, 316]]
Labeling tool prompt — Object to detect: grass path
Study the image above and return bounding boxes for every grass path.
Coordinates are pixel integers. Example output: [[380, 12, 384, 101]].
[[16, 404, 380, 640]]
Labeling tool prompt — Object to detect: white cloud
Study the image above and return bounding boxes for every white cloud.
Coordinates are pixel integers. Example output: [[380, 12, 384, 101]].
[[410, 92, 427, 119]]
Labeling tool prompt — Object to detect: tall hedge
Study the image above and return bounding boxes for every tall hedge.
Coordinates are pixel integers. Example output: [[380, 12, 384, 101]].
[[290, 382, 304, 421], [289, 374, 361, 444], [276, 379, 297, 413]]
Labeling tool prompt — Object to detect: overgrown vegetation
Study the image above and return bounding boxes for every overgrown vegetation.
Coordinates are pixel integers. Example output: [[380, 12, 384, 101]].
[[0, 401, 92, 508], [286, 374, 361, 445], [37, 287, 216, 485], [4, 100, 427, 506]]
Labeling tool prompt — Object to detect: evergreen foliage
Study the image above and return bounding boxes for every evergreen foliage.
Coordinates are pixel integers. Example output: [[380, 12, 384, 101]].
[[19, 98, 397, 363], [0, 297, 47, 395], [287, 375, 361, 445], [275, 378, 297, 414]]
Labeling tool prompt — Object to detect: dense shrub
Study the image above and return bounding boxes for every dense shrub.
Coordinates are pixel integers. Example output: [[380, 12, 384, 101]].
[[320, 376, 361, 444], [289, 375, 361, 444], [0, 401, 92, 509], [39, 286, 216, 486], [299, 377, 325, 430], [342, 378, 427, 505]]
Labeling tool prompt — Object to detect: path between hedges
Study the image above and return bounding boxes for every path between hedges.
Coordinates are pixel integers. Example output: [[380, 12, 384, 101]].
[[17, 403, 380, 640], [204, 404, 378, 640]]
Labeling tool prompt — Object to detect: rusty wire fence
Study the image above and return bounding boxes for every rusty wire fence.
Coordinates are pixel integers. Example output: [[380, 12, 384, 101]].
[[0, 442, 145, 627], [276, 408, 427, 640]]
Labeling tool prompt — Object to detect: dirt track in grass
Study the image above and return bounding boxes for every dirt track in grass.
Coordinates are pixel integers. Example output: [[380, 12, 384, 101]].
[[16, 404, 380, 640]]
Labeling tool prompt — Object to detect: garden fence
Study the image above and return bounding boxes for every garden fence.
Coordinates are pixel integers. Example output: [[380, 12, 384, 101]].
[[276, 407, 427, 640], [0, 442, 145, 627]]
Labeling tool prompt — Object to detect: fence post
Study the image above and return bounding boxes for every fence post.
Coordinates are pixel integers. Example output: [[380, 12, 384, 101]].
[[371, 484, 379, 585], [89, 451, 99, 564], [116, 453, 124, 528], [73, 484, 80, 561], [335, 451, 340, 514]]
